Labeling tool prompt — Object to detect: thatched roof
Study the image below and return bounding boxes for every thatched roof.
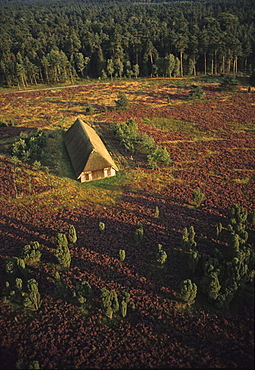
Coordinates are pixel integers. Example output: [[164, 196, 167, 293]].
[[64, 118, 118, 179]]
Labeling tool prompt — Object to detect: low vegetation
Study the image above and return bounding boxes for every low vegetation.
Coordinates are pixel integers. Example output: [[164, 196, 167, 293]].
[[0, 76, 254, 369]]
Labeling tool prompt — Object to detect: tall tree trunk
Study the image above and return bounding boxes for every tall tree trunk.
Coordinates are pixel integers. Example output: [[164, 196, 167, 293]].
[[149, 51, 153, 65], [180, 51, 183, 77], [193, 57, 196, 76], [233, 56, 238, 74], [227, 57, 231, 73], [214, 50, 217, 75], [204, 52, 207, 75], [222, 55, 225, 74]]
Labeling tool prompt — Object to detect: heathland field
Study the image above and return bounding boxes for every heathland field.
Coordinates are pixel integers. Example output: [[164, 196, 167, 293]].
[[0, 77, 254, 369]]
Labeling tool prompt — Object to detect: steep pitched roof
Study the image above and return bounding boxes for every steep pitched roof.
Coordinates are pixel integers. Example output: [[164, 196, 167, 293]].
[[64, 118, 118, 179]]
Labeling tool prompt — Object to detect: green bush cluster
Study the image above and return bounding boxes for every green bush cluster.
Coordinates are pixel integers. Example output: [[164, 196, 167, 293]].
[[1, 224, 137, 321], [101, 287, 134, 319], [147, 146, 171, 169], [22, 241, 42, 265], [112, 118, 139, 153], [4, 259, 41, 311], [15, 358, 40, 369], [189, 84, 204, 100], [23, 279, 42, 311], [111, 118, 171, 167], [0, 119, 14, 127], [73, 281, 93, 307], [183, 204, 254, 309], [182, 226, 197, 251], [11, 129, 47, 163]]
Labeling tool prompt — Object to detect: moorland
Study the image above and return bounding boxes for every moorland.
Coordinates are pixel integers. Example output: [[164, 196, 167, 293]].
[[0, 75, 254, 369]]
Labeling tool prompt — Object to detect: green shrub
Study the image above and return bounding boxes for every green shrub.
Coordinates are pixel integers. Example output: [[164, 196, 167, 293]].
[[154, 206, 160, 218], [140, 134, 155, 150], [5, 257, 26, 279], [182, 226, 197, 250], [73, 281, 93, 307], [192, 188, 205, 208], [220, 74, 238, 91], [23, 278, 41, 311], [54, 233, 71, 269], [11, 129, 47, 163], [186, 249, 200, 273], [118, 291, 130, 318], [67, 225, 77, 245], [15, 358, 40, 369], [189, 84, 204, 99], [119, 249, 126, 262], [115, 91, 130, 110], [156, 244, 167, 267], [101, 287, 119, 319], [54, 271, 68, 298], [179, 279, 197, 305], [22, 241, 41, 265], [147, 146, 171, 169], [201, 271, 221, 301], [134, 222, 144, 244], [99, 222, 105, 234], [86, 105, 94, 114]]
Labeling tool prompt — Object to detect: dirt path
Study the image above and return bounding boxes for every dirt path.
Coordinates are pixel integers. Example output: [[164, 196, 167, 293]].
[[1, 83, 92, 94]]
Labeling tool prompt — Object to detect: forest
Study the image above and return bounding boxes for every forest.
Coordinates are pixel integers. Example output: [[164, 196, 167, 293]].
[[0, 0, 255, 87]]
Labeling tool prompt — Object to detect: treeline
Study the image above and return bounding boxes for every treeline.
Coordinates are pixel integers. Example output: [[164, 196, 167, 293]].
[[0, 0, 254, 86]]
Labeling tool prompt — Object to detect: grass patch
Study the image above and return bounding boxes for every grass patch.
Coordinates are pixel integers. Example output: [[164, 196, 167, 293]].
[[127, 167, 175, 192], [232, 176, 251, 184], [143, 117, 212, 140]]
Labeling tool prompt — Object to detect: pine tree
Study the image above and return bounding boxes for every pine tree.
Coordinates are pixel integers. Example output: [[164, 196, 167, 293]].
[[54, 271, 68, 298], [23, 279, 41, 311], [118, 291, 130, 318], [187, 249, 200, 273], [67, 225, 77, 245], [220, 75, 238, 91], [73, 281, 93, 307], [101, 287, 119, 319], [134, 222, 144, 244], [115, 92, 130, 110], [182, 226, 197, 250], [189, 84, 204, 99], [22, 241, 41, 265], [201, 271, 221, 301], [156, 244, 167, 267], [54, 233, 71, 269], [192, 188, 205, 208], [179, 279, 197, 305]]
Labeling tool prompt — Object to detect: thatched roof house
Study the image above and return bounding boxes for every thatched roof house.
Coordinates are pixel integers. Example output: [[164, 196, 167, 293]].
[[64, 118, 118, 182]]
